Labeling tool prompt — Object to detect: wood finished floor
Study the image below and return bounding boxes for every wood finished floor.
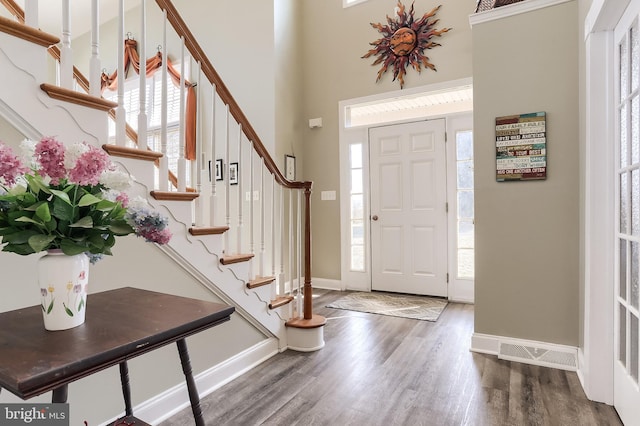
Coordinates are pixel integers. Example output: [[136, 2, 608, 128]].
[[160, 290, 623, 426]]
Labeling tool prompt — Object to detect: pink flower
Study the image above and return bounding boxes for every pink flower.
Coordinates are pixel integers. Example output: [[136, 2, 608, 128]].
[[35, 137, 66, 185], [0, 142, 28, 185], [139, 227, 172, 244], [116, 192, 129, 208], [68, 143, 110, 186]]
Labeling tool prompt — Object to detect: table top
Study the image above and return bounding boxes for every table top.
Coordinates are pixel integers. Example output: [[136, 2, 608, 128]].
[[0, 287, 235, 399]]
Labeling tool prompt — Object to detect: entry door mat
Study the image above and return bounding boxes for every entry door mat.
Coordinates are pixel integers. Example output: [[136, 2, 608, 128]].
[[326, 291, 448, 322]]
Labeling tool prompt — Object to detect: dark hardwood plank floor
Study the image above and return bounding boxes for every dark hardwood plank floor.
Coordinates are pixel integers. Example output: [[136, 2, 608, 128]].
[[160, 290, 622, 426]]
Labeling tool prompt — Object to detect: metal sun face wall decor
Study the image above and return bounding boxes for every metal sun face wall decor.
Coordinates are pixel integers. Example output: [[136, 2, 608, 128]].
[[362, 1, 451, 89]]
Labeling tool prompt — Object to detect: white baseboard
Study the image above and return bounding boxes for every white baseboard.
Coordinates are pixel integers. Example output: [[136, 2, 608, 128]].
[[471, 333, 578, 372], [312, 277, 342, 291], [100, 338, 279, 426]]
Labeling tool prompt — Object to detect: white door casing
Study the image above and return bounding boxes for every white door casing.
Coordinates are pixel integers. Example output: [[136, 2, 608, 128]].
[[614, 2, 640, 423], [369, 119, 448, 296]]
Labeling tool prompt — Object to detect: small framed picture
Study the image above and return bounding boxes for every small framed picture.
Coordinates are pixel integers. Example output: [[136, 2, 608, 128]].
[[215, 159, 223, 181], [229, 162, 239, 185], [285, 154, 296, 180]]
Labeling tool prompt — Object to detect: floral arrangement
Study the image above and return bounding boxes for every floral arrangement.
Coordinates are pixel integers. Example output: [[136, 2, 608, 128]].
[[0, 136, 171, 263]]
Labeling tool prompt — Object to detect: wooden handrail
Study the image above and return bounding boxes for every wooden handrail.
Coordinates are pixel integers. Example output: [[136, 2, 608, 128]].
[[0, 0, 24, 22], [155, 0, 311, 191]]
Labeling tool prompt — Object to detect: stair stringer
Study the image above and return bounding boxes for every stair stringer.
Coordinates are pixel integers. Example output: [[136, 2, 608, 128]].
[[111, 157, 293, 351], [0, 33, 108, 145]]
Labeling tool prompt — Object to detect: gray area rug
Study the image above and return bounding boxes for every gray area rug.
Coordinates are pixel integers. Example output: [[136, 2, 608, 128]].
[[326, 291, 448, 322]]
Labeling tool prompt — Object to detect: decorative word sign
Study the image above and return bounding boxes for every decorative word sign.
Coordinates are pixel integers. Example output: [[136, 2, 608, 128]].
[[495, 112, 547, 181]]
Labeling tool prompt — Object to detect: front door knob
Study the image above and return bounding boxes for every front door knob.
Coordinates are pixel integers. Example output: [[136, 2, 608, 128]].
[[372, 215, 379, 221]]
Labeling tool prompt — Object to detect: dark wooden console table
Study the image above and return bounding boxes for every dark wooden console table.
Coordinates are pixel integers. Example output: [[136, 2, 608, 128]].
[[0, 287, 235, 425]]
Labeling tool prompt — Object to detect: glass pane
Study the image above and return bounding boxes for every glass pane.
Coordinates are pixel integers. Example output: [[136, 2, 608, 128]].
[[633, 97, 639, 168], [633, 24, 639, 92], [633, 169, 640, 236], [622, 36, 629, 97], [458, 190, 474, 219], [351, 220, 364, 245], [632, 241, 639, 310], [457, 161, 474, 189], [350, 245, 364, 271], [621, 239, 628, 300], [351, 169, 363, 194], [622, 104, 629, 168], [456, 131, 473, 161], [351, 194, 363, 219], [631, 314, 639, 382], [620, 304, 627, 366], [350, 144, 363, 169], [458, 220, 474, 249], [457, 249, 474, 279], [621, 173, 629, 234]]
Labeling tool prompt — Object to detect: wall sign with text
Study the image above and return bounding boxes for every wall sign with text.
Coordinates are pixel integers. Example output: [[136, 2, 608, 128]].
[[495, 112, 546, 181]]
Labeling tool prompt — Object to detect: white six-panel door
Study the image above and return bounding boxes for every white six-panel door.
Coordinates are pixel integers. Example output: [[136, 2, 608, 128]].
[[369, 119, 448, 297]]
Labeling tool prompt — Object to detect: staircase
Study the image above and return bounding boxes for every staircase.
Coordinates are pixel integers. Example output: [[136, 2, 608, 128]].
[[0, 0, 325, 355]]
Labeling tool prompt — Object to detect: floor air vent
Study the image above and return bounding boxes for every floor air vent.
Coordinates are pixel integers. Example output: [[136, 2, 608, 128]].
[[498, 340, 577, 371]]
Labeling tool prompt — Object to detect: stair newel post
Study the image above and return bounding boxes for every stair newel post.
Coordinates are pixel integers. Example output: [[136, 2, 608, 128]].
[[177, 36, 187, 192], [224, 104, 230, 254], [59, 0, 73, 89], [279, 184, 286, 298], [260, 159, 266, 279], [194, 60, 203, 226], [137, 0, 148, 149], [115, 0, 127, 146], [288, 188, 294, 312], [271, 175, 277, 302], [209, 84, 217, 226], [24, 0, 37, 28], [297, 188, 303, 318], [158, 10, 169, 190], [249, 142, 255, 279], [303, 185, 313, 320], [89, 0, 100, 97], [236, 124, 243, 255]]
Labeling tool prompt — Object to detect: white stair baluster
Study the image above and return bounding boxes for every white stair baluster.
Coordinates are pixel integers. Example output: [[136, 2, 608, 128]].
[[158, 11, 169, 190], [237, 124, 243, 255], [249, 142, 255, 279], [194, 61, 204, 226], [60, 0, 73, 89], [137, 0, 148, 149], [224, 105, 231, 253], [177, 37, 187, 192], [89, 0, 100, 97], [24, 0, 38, 28], [209, 85, 217, 226]]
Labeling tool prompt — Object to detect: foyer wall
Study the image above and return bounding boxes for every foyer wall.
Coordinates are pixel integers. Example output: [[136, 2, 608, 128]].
[[299, 0, 476, 280], [472, 1, 580, 345]]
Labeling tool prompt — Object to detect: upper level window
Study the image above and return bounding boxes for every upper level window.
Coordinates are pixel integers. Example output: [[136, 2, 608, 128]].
[[344, 0, 369, 8]]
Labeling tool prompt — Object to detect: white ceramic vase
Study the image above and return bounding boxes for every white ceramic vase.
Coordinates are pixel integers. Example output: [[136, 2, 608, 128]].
[[37, 249, 89, 331]]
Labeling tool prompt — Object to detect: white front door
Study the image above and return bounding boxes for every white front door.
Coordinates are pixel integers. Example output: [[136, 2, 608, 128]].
[[615, 4, 640, 424], [369, 119, 448, 296]]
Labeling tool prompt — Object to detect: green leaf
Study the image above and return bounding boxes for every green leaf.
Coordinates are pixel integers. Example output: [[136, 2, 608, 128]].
[[47, 299, 54, 314], [2, 243, 35, 255], [28, 234, 56, 252], [35, 202, 51, 222], [78, 298, 85, 311], [15, 216, 44, 226], [63, 303, 74, 317], [88, 233, 106, 249], [50, 189, 71, 205], [24, 201, 46, 212], [69, 216, 93, 228], [78, 193, 102, 207], [95, 199, 118, 212], [3, 229, 39, 244], [44, 217, 57, 232], [108, 223, 134, 235], [60, 239, 88, 256], [52, 198, 74, 221]]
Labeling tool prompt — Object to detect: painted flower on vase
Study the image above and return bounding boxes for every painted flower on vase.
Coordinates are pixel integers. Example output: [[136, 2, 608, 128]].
[[0, 137, 172, 263]]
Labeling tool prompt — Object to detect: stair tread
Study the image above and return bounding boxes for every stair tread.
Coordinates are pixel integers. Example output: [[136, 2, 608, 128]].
[[220, 253, 254, 265], [189, 226, 229, 236], [269, 295, 294, 310], [40, 83, 117, 112], [102, 144, 163, 162], [150, 190, 199, 201], [247, 276, 276, 289]]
